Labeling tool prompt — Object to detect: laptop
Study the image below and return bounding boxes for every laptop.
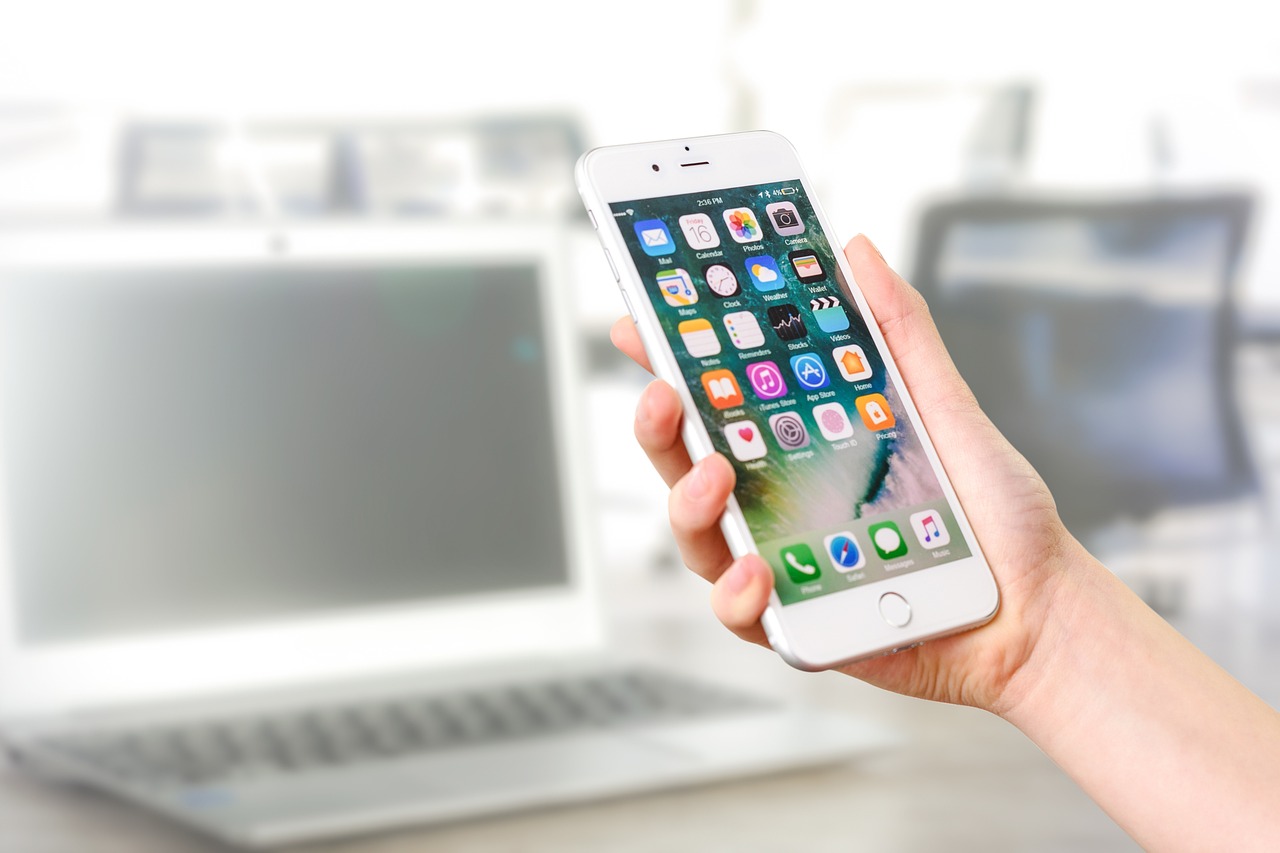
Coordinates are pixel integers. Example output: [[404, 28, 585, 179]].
[[0, 223, 890, 848]]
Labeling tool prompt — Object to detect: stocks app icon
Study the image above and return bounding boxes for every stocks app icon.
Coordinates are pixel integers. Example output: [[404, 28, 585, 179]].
[[769, 412, 810, 450], [767, 304, 806, 341]]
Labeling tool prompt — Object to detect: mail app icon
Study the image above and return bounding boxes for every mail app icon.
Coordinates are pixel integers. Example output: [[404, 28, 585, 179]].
[[634, 219, 675, 257]]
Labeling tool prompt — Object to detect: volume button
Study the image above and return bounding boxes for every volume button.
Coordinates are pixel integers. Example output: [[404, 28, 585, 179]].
[[586, 208, 598, 229], [602, 248, 620, 282]]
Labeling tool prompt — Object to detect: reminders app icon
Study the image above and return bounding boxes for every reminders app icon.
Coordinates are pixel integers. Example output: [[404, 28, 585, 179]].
[[634, 219, 675, 256]]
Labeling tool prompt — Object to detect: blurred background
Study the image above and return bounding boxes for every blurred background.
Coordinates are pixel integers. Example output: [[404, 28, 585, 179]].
[[2, 1, 1280, 849]]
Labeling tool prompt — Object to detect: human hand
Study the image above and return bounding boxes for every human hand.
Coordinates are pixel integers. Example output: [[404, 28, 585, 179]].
[[611, 234, 1094, 714]]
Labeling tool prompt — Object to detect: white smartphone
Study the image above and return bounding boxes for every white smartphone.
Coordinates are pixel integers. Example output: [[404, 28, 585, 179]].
[[576, 131, 998, 670]]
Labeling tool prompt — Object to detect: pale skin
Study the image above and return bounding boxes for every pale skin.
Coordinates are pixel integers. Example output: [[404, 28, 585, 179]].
[[612, 235, 1280, 850]]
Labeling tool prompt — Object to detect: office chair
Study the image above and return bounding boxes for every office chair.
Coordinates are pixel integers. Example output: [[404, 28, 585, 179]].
[[909, 193, 1257, 545]]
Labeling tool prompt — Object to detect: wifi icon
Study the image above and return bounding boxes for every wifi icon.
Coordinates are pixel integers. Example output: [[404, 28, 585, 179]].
[[767, 304, 807, 341]]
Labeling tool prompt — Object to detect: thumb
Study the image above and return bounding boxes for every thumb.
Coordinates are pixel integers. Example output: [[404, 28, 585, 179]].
[[842, 234, 981, 425]]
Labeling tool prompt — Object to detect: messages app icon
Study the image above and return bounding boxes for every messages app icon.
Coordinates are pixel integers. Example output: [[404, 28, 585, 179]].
[[634, 219, 675, 256]]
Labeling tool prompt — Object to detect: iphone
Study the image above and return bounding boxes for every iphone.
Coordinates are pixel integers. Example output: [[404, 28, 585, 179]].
[[577, 131, 998, 669]]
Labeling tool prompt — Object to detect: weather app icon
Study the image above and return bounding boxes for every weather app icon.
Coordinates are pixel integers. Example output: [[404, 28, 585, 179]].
[[745, 256, 784, 292]]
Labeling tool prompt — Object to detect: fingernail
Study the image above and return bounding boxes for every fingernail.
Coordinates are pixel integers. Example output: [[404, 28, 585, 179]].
[[859, 233, 885, 261], [636, 385, 654, 426], [724, 560, 752, 594], [684, 460, 710, 499]]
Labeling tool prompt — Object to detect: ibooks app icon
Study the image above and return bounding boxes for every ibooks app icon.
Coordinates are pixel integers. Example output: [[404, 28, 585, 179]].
[[701, 369, 744, 409]]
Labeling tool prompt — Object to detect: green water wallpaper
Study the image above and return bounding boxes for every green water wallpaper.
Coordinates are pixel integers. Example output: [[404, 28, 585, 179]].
[[611, 180, 970, 604]]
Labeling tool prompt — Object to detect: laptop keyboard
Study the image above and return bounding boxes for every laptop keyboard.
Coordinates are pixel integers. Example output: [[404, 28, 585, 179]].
[[41, 669, 770, 788]]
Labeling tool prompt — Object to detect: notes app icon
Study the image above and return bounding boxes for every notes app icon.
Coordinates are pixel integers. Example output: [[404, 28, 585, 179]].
[[701, 369, 744, 410], [678, 318, 721, 357]]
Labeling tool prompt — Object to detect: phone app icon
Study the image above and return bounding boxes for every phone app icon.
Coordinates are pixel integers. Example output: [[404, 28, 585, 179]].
[[701, 369, 744, 409], [769, 412, 810, 450], [703, 263, 741, 298], [678, 213, 720, 249], [855, 393, 896, 431], [656, 268, 698, 307], [724, 419, 767, 461], [780, 543, 821, 583], [812, 402, 854, 440], [832, 345, 873, 381], [767, 304, 807, 341], [744, 256, 785, 292], [723, 311, 766, 349], [811, 296, 850, 333], [789, 353, 830, 391], [910, 509, 952, 550], [723, 207, 763, 243], [823, 531, 866, 572], [745, 360, 788, 400], [765, 201, 805, 236], [678, 318, 721, 357], [788, 249, 827, 282], [868, 521, 909, 560], [634, 219, 675, 256]]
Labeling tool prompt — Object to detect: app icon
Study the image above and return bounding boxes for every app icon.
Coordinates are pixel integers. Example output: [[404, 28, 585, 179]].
[[723, 311, 766, 349], [823, 531, 866, 572], [745, 256, 785, 292], [812, 402, 854, 440], [910, 509, 952, 549], [769, 412, 810, 450], [656, 268, 698, 307], [780, 543, 821, 583], [745, 361, 788, 400], [855, 393, 896, 430], [703, 263, 740, 298], [868, 521, 909, 560], [634, 219, 675, 256], [789, 249, 827, 282], [678, 318, 721, 357], [789, 353, 830, 391], [722, 207, 763, 243], [678, 213, 721, 249], [767, 303, 807, 340], [833, 345, 873, 381], [724, 420, 767, 461], [765, 201, 805, 236], [811, 296, 850, 333], [701, 369, 744, 409]]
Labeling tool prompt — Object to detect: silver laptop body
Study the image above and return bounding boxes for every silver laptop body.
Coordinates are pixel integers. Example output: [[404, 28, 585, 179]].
[[0, 224, 890, 847]]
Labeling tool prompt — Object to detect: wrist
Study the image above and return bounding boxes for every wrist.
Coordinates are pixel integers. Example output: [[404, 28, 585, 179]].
[[985, 536, 1109, 723]]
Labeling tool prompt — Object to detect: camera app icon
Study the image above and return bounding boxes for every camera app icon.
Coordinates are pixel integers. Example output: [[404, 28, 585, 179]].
[[765, 201, 805, 236]]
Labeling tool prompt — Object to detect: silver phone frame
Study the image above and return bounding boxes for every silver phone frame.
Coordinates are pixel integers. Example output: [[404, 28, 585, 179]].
[[577, 131, 998, 670]]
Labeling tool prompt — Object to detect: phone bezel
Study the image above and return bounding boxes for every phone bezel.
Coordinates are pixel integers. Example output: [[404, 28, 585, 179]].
[[577, 131, 998, 669]]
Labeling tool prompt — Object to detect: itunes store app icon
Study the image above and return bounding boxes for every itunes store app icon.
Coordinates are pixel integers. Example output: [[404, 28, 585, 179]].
[[745, 361, 788, 400]]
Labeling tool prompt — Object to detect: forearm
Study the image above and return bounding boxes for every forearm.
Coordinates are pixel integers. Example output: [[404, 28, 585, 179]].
[[1001, 548, 1280, 850]]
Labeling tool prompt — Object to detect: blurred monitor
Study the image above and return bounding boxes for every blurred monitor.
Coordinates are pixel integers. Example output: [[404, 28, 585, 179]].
[[911, 193, 1255, 541]]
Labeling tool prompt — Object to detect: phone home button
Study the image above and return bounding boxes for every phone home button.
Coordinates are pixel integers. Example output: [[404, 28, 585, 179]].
[[878, 592, 912, 628]]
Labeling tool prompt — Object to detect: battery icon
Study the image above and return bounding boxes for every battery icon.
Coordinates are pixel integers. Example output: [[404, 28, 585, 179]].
[[779, 187, 797, 195]]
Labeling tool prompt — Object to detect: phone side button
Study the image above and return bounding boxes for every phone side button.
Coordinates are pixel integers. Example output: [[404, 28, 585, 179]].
[[602, 248, 620, 282], [586, 208, 598, 229], [878, 592, 912, 628]]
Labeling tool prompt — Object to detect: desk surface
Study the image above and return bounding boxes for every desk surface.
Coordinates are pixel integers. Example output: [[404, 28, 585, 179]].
[[11, 572, 1278, 853]]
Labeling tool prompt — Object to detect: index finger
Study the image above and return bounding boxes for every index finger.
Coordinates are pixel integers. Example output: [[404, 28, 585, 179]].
[[609, 316, 653, 374]]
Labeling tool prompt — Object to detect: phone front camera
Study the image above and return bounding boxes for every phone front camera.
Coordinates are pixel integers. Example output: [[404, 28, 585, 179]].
[[651, 164, 660, 172]]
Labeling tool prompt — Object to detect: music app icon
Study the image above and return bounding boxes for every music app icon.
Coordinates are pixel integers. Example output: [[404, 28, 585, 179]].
[[909, 509, 951, 550], [745, 361, 788, 400]]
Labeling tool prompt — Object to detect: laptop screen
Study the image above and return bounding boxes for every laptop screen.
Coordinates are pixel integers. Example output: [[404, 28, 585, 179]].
[[1, 262, 569, 644]]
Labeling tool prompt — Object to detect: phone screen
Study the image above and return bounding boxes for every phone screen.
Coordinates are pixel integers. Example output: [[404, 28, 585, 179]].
[[611, 180, 972, 605]]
